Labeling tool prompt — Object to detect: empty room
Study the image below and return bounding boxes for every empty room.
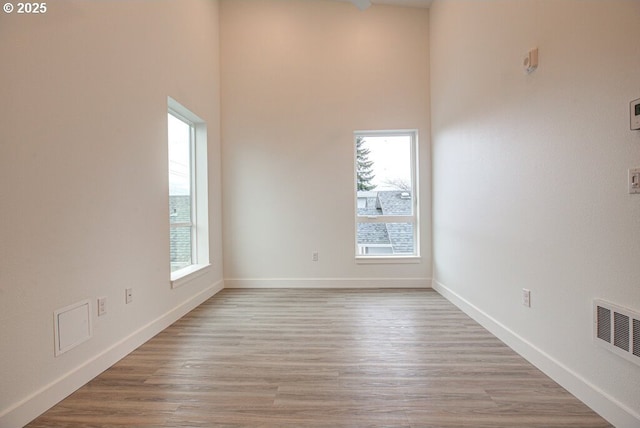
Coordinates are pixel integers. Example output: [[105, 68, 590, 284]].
[[1, 0, 639, 426]]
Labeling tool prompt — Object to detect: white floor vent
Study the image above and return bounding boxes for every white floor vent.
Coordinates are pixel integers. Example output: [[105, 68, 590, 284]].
[[594, 299, 640, 366]]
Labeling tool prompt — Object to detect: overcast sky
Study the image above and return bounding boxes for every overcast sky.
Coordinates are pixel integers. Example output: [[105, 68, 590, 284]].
[[168, 113, 191, 196], [361, 135, 412, 191]]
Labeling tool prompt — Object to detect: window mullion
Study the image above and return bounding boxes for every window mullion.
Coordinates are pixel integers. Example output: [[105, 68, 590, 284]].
[[356, 215, 416, 224], [170, 222, 194, 228]]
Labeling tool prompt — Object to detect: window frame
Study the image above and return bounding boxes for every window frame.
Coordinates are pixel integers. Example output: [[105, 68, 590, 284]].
[[168, 97, 210, 287], [354, 129, 420, 262], [168, 111, 196, 268]]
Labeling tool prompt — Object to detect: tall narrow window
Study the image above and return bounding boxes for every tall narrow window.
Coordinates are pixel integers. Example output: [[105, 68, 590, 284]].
[[168, 97, 209, 285], [168, 112, 193, 271], [355, 130, 419, 258]]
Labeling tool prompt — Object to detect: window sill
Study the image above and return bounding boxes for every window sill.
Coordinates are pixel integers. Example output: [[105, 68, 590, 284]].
[[355, 256, 422, 264], [170, 263, 211, 289]]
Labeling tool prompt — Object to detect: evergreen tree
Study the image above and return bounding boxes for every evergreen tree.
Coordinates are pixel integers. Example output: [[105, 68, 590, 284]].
[[356, 137, 376, 191]]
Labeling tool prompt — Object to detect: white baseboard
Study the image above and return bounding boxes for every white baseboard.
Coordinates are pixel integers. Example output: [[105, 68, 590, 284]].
[[2, 280, 224, 428], [224, 277, 432, 289], [432, 279, 640, 428]]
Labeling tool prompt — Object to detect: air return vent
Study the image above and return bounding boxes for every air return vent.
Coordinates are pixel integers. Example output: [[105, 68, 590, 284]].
[[634, 319, 640, 358], [594, 299, 640, 367]]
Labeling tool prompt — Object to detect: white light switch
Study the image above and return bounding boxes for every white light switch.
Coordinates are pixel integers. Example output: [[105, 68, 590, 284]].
[[631, 98, 640, 130], [629, 169, 640, 194], [524, 48, 538, 74], [97, 297, 107, 316]]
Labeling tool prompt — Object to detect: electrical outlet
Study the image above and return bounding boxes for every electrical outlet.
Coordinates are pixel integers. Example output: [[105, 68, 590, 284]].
[[125, 288, 133, 304], [312, 251, 319, 262], [97, 297, 107, 316], [522, 289, 531, 308]]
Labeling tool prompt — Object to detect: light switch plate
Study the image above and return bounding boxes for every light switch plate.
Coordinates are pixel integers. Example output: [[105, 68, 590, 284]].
[[97, 297, 107, 316], [629, 168, 640, 194], [631, 98, 640, 130]]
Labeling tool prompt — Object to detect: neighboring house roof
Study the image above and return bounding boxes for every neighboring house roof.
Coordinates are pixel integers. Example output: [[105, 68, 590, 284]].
[[377, 191, 412, 215], [357, 195, 382, 216], [356, 190, 414, 254], [386, 222, 414, 254], [169, 195, 192, 266], [357, 223, 390, 245]]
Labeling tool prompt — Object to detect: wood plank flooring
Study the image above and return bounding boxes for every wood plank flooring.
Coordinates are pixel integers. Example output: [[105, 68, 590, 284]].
[[27, 289, 612, 427]]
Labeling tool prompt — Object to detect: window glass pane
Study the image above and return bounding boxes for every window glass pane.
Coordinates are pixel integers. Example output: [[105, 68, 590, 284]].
[[355, 132, 417, 258], [357, 222, 414, 256], [385, 222, 414, 254], [170, 226, 193, 272], [168, 113, 192, 195], [169, 195, 192, 224], [356, 135, 412, 195], [168, 112, 193, 273]]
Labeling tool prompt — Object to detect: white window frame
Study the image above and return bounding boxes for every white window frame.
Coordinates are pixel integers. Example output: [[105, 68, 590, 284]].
[[354, 130, 420, 262], [168, 97, 210, 287]]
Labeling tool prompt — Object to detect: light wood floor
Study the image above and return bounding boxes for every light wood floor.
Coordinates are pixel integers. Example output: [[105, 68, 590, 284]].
[[28, 289, 612, 427]]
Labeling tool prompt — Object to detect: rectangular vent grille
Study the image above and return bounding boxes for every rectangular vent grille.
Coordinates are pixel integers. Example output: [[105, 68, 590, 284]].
[[634, 319, 640, 358], [596, 306, 611, 342], [594, 299, 640, 367], [613, 312, 630, 351]]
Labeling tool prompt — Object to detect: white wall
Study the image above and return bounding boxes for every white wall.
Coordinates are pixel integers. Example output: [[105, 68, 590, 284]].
[[0, 1, 223, 426], [220, 0, 431, 288], [430, 1, 640, 426]]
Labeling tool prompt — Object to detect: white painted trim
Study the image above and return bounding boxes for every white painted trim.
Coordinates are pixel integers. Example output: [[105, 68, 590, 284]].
[[224, 277, 432, 289], [353, 129, 420, 258], [1, 280, 224, 428], [355, 256, 422, 264], [170, 263, 212, 289], [432, 279, 640, 428], [167, 96, 210, 277]]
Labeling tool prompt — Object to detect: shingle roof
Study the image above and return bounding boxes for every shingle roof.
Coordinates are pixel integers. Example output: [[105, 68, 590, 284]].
[[357, 196, 382, 216], [377, 191, 412, 216], [356, 190, 414, 254], [357, 222, 389, 245], [386, 222, 414, 254]]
